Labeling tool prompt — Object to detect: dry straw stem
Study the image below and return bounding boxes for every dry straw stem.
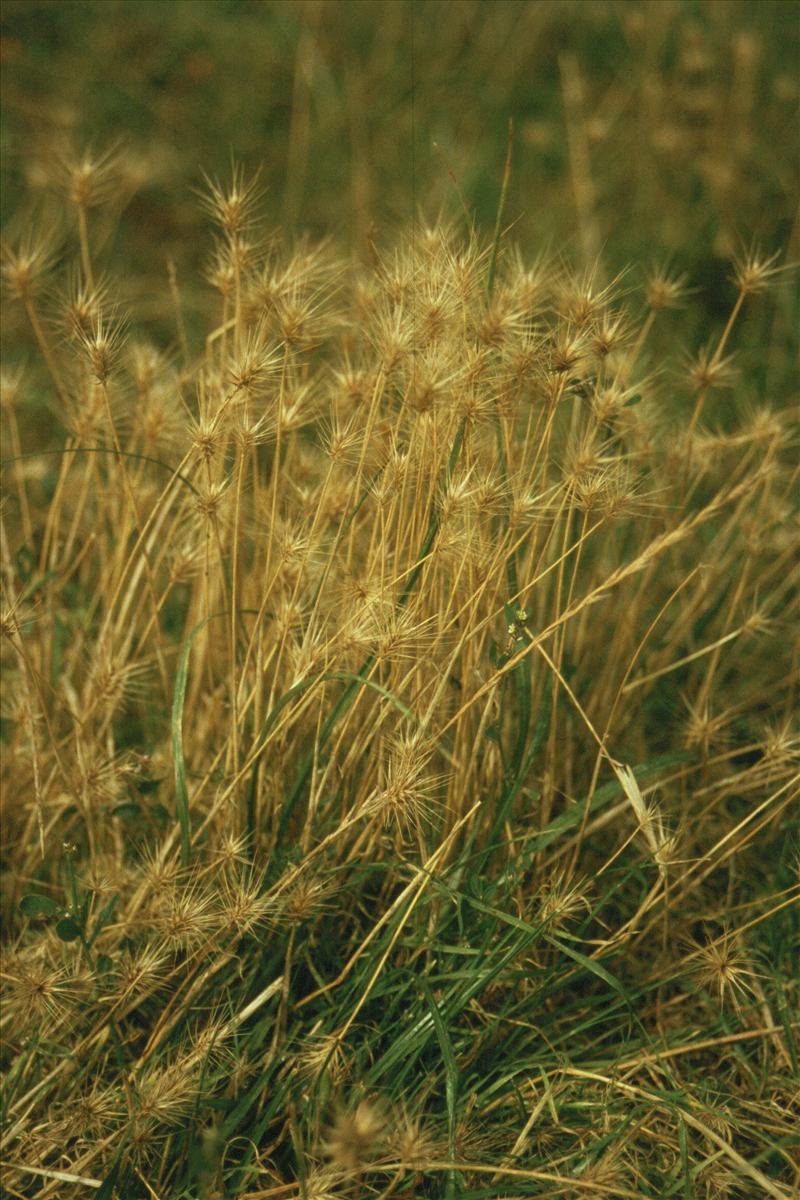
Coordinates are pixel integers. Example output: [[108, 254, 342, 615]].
[[437, 467, 772, 742]]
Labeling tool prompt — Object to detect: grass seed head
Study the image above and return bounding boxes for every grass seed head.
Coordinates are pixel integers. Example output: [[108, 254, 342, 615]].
[[385, 1109, 443, 1169], [216, 872, 272, 936], [227, 324, 280, 395], [322, 1098, 384, 1173], [200, 162, 264, 239], [58, 142, 122, 209], [685, 928, 762, 1012], [645, 265, 690, 311], [156, 881, 219, 948], [279, 872, 336, 926], [1, 226, 57, 300], [362, 733, 444, 833], [77, 308, 127, 384], [686, 344, 738, 392], [731, 245, 791, 295], [295, 1028, 349, 1085], [112, 944, 170, 1004], [539, 870, 592, 929], [59, 269, 109, 340]]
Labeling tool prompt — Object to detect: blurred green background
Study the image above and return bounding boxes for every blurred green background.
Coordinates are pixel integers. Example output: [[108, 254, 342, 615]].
[[2, 0, 798, 326]]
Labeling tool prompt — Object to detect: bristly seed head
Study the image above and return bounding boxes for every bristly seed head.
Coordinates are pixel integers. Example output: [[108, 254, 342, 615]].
[[645, 265, 690, 311], [684, 927, 763, 1012], [322, 1098, 384, 1173], [731, 245, 791, 296], [1, 228, 58, 301], [200, 162, 264, 239], [77, 309, 127, 383], [686, 344, 737, 391], [58, 142, 122, 209]]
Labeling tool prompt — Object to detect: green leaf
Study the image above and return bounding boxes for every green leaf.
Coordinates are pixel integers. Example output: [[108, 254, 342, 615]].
[[95, 954, 114, 974], [679, 1115, 691, 1200], [95, 1152, 123, 1200], [135, 776, 162, 795], [530, 749, 693, 854], [470, 674, 553, 882], [55, 916, 82, 942], [89, 895, 119, 947], [110, 801, 141, 820], [546, 935, 623, 991], [19, 894, 61, 918], [419, 976, 460, 1196], [776, 982, 798, 1073]]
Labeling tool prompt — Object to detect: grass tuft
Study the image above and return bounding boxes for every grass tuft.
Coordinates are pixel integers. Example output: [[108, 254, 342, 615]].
[[1, 4, 798, 1198]]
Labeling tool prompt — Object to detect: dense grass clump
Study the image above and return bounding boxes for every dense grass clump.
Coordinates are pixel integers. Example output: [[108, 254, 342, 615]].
[[1, 3, 799, 1195], [1, 153, 797, 1198]]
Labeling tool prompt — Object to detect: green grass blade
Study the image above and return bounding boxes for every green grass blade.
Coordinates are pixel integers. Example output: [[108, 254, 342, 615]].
[[419, 976, 460, 1195]]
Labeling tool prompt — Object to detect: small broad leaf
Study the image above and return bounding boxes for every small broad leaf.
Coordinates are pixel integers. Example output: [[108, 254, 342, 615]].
[[55, 916, 82, 942], [136, 777, 162, 795], [95, 954, 114, 974], [111, 802, 141, 820], [19, 894, 61, 919], [89, 895, 119, 947]]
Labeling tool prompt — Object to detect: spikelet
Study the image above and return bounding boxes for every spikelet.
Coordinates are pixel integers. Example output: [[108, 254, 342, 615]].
[[322, 1098, 384, 1173], [613, 763, 676, 877]]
